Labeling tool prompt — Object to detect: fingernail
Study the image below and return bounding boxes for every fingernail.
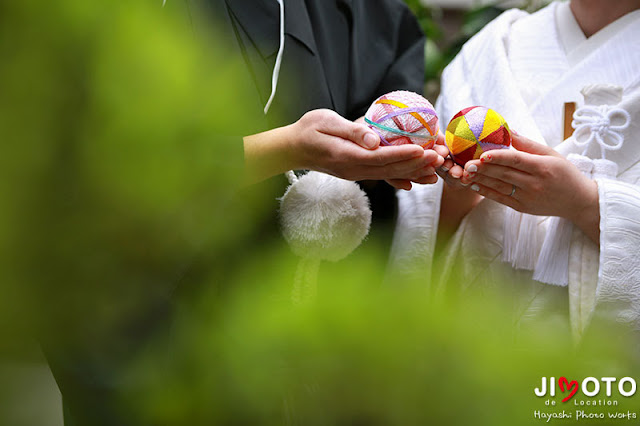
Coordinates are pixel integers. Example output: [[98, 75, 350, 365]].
[[467, 164, 478, 173], [480, 154, 492, 163], [364, 133, 378, 149], [471, 184, 480, 192], [460, 181, 469, 187]]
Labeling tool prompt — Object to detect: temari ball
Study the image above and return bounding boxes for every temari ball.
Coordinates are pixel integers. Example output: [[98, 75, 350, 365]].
[[364, 90, 439, 149], [445, 106, 511, 166]]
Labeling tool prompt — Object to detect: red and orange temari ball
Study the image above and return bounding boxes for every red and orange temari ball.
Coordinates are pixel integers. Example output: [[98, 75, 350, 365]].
[[364, 90, 439, 149], [445, 106, 511, 166]]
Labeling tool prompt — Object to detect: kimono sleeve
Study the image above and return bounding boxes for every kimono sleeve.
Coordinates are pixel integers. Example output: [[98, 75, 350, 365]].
[[596, 178, 640, 306]]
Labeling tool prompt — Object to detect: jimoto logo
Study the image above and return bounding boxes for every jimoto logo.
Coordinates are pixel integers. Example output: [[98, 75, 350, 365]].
[[534, 377, 636, 402]]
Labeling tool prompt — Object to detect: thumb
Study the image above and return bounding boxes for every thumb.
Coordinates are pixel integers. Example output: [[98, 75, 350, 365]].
[[327, 114, 380, 149], [360, 130, 381, 150], [511, 132, 557, 156], [352, 124, 380, 150]]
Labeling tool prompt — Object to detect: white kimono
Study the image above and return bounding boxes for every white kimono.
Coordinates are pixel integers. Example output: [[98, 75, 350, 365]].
[[389, 2, 640, 340]]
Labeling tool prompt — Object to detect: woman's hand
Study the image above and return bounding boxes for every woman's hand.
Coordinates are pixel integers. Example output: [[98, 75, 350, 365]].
[[244, 109, 442, 186], [459, 133, 600, 242]]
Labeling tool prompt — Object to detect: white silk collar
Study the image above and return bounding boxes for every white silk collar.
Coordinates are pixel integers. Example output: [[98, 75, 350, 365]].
[[556, 2, 640, 67]]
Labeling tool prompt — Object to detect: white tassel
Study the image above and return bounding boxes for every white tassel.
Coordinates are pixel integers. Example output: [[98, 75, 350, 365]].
[[503, 209, 539, 270], [512, 214, 539, 270], [280, 171, 372, 304], [532, 218, 572, 286], [502, 208, 521, 265], [533, 155, 593, 286]]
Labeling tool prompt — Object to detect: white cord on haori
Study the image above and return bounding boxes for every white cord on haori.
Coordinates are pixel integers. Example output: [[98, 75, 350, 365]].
[[264, 0, 286, 115], [260, 0, 371, 305]]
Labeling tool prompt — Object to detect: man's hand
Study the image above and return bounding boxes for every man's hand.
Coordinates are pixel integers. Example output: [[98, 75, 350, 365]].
[[244, 109, 442, 186]]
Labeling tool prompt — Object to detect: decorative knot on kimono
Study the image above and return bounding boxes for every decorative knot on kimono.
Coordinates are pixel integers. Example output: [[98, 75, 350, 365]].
[[572, 103, 630, 159]]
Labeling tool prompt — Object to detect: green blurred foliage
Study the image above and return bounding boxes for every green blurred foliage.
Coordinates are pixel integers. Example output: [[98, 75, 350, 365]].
[[131, 245, 639, 425], [0, 0, 271, 352]]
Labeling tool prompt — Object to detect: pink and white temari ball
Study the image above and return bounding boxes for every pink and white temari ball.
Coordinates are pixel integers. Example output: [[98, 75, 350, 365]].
[[364, 90, 439, 149]]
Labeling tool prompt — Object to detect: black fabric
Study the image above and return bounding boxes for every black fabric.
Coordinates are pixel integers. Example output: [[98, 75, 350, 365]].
[[217, 0, 425, 126]]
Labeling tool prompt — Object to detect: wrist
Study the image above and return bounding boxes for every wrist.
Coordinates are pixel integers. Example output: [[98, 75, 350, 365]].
[[570, 178, 600, 243], [285, 121, 305, 170], [243, 124, 300, 184]]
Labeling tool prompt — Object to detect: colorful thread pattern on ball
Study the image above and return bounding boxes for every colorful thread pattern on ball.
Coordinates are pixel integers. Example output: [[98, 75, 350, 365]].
[[364, 90, 438, 149], [445, 106, 511, 166]]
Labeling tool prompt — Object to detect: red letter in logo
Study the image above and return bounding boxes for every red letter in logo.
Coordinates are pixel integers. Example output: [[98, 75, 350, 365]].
[[558, 377, 579, 402]]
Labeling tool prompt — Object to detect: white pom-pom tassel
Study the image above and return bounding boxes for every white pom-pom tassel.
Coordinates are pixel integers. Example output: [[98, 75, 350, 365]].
[[280, 171, 372, 304]]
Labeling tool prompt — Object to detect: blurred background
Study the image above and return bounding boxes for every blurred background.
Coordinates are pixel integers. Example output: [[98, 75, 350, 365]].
[[406, 0, 551, 98], [5, 1, 636, 426]]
